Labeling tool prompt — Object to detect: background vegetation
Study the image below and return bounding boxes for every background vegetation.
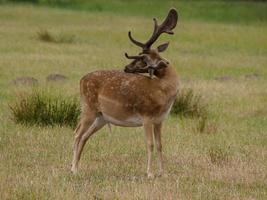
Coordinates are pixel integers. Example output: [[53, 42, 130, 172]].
[[9, 89, 80, 128], [0, 0, 266, 199]]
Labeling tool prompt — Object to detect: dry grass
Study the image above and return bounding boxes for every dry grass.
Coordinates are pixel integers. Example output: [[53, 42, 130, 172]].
[[0, 3, 266, 200]]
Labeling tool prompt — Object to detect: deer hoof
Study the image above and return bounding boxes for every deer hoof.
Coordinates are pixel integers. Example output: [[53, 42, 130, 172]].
[[158, 170, 163, 177], [71, 165, 78, 174], [158, 171, 168, 178]]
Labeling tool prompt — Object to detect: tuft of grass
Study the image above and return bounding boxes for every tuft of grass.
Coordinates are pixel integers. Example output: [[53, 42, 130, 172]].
[[37, 29, 55, 42], [197, 116, 207, 133], [171, 88, 209, 133], [171, 88, 207, 118], [208, 146, 230, 166], [37, 29, 76, 44], [9, 89, 80, 128]]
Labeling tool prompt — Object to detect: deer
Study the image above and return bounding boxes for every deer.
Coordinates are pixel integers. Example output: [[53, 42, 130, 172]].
[[71, 8, 179, 178]]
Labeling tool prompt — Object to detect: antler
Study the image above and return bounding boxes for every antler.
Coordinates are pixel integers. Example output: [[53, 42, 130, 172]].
[[128, 8, 178, 51], [124, 53, 146, 60], [125, 53, 152, 63]]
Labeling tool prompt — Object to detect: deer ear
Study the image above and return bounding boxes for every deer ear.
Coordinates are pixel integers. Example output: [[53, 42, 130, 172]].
[[157, 42, 169, 52]]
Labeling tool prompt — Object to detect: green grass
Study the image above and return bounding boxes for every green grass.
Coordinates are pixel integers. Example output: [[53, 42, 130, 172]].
[[3, 0, 267, 24], [172, 88, 207, 118], [9, 88, 80, 128], [0, 1, 267, 199]]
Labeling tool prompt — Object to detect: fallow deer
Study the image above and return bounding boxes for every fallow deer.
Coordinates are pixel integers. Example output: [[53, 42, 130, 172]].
[[71, 8, 179, 178]]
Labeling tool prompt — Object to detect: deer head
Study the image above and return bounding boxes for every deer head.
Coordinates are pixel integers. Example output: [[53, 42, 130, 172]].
[[124, 8, 178, 78]]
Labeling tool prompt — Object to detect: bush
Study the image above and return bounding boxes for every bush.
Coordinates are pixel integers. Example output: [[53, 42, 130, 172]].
[[9, 90, 80, 128]]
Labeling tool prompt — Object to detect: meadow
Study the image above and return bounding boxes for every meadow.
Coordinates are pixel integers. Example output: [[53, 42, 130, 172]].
[[0, 1, 267, 199]]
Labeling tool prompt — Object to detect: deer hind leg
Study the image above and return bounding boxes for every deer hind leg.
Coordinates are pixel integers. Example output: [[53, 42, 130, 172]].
[[71, 113, 106, 173], [143, 121, 154, 178], [71, 116, 92, 173], [154, 123, 163, 176]]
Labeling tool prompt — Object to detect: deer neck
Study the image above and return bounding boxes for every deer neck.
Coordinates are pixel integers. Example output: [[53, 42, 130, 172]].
[[154, 65, 179, 99], [155, 65, 178, 83]]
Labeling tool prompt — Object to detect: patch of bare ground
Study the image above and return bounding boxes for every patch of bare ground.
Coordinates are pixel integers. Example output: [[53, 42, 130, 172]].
[[214, 76, 233, 82], [11, 76, 38, 86], [46, 73, 68, 82], [244, 73, 260, 80]]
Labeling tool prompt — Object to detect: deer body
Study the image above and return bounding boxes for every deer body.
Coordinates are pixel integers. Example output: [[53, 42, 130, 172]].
[[80, 66, 178, 126], [71, 8, 179, 178]]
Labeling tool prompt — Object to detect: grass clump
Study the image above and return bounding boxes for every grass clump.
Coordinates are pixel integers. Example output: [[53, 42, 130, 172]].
[[171, 88, 207, 118], [171, 88, 208, 133], [208, 146, 230, 166], [37, 29, 75, 44], [9, 89, 80, 128], [37, 29, 55, 42]]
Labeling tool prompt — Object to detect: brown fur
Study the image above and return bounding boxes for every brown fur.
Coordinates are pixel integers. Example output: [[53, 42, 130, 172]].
[[80, 66, 178, 122], [71, 59, 179, 177]]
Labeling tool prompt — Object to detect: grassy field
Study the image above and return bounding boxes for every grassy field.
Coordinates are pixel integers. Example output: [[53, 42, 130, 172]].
[[0, 1, 267, 199]]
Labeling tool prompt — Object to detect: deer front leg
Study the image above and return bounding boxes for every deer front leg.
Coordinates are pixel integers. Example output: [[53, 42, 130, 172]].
[[154, 123, 163, 176], [143, 121, 154, 178]]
